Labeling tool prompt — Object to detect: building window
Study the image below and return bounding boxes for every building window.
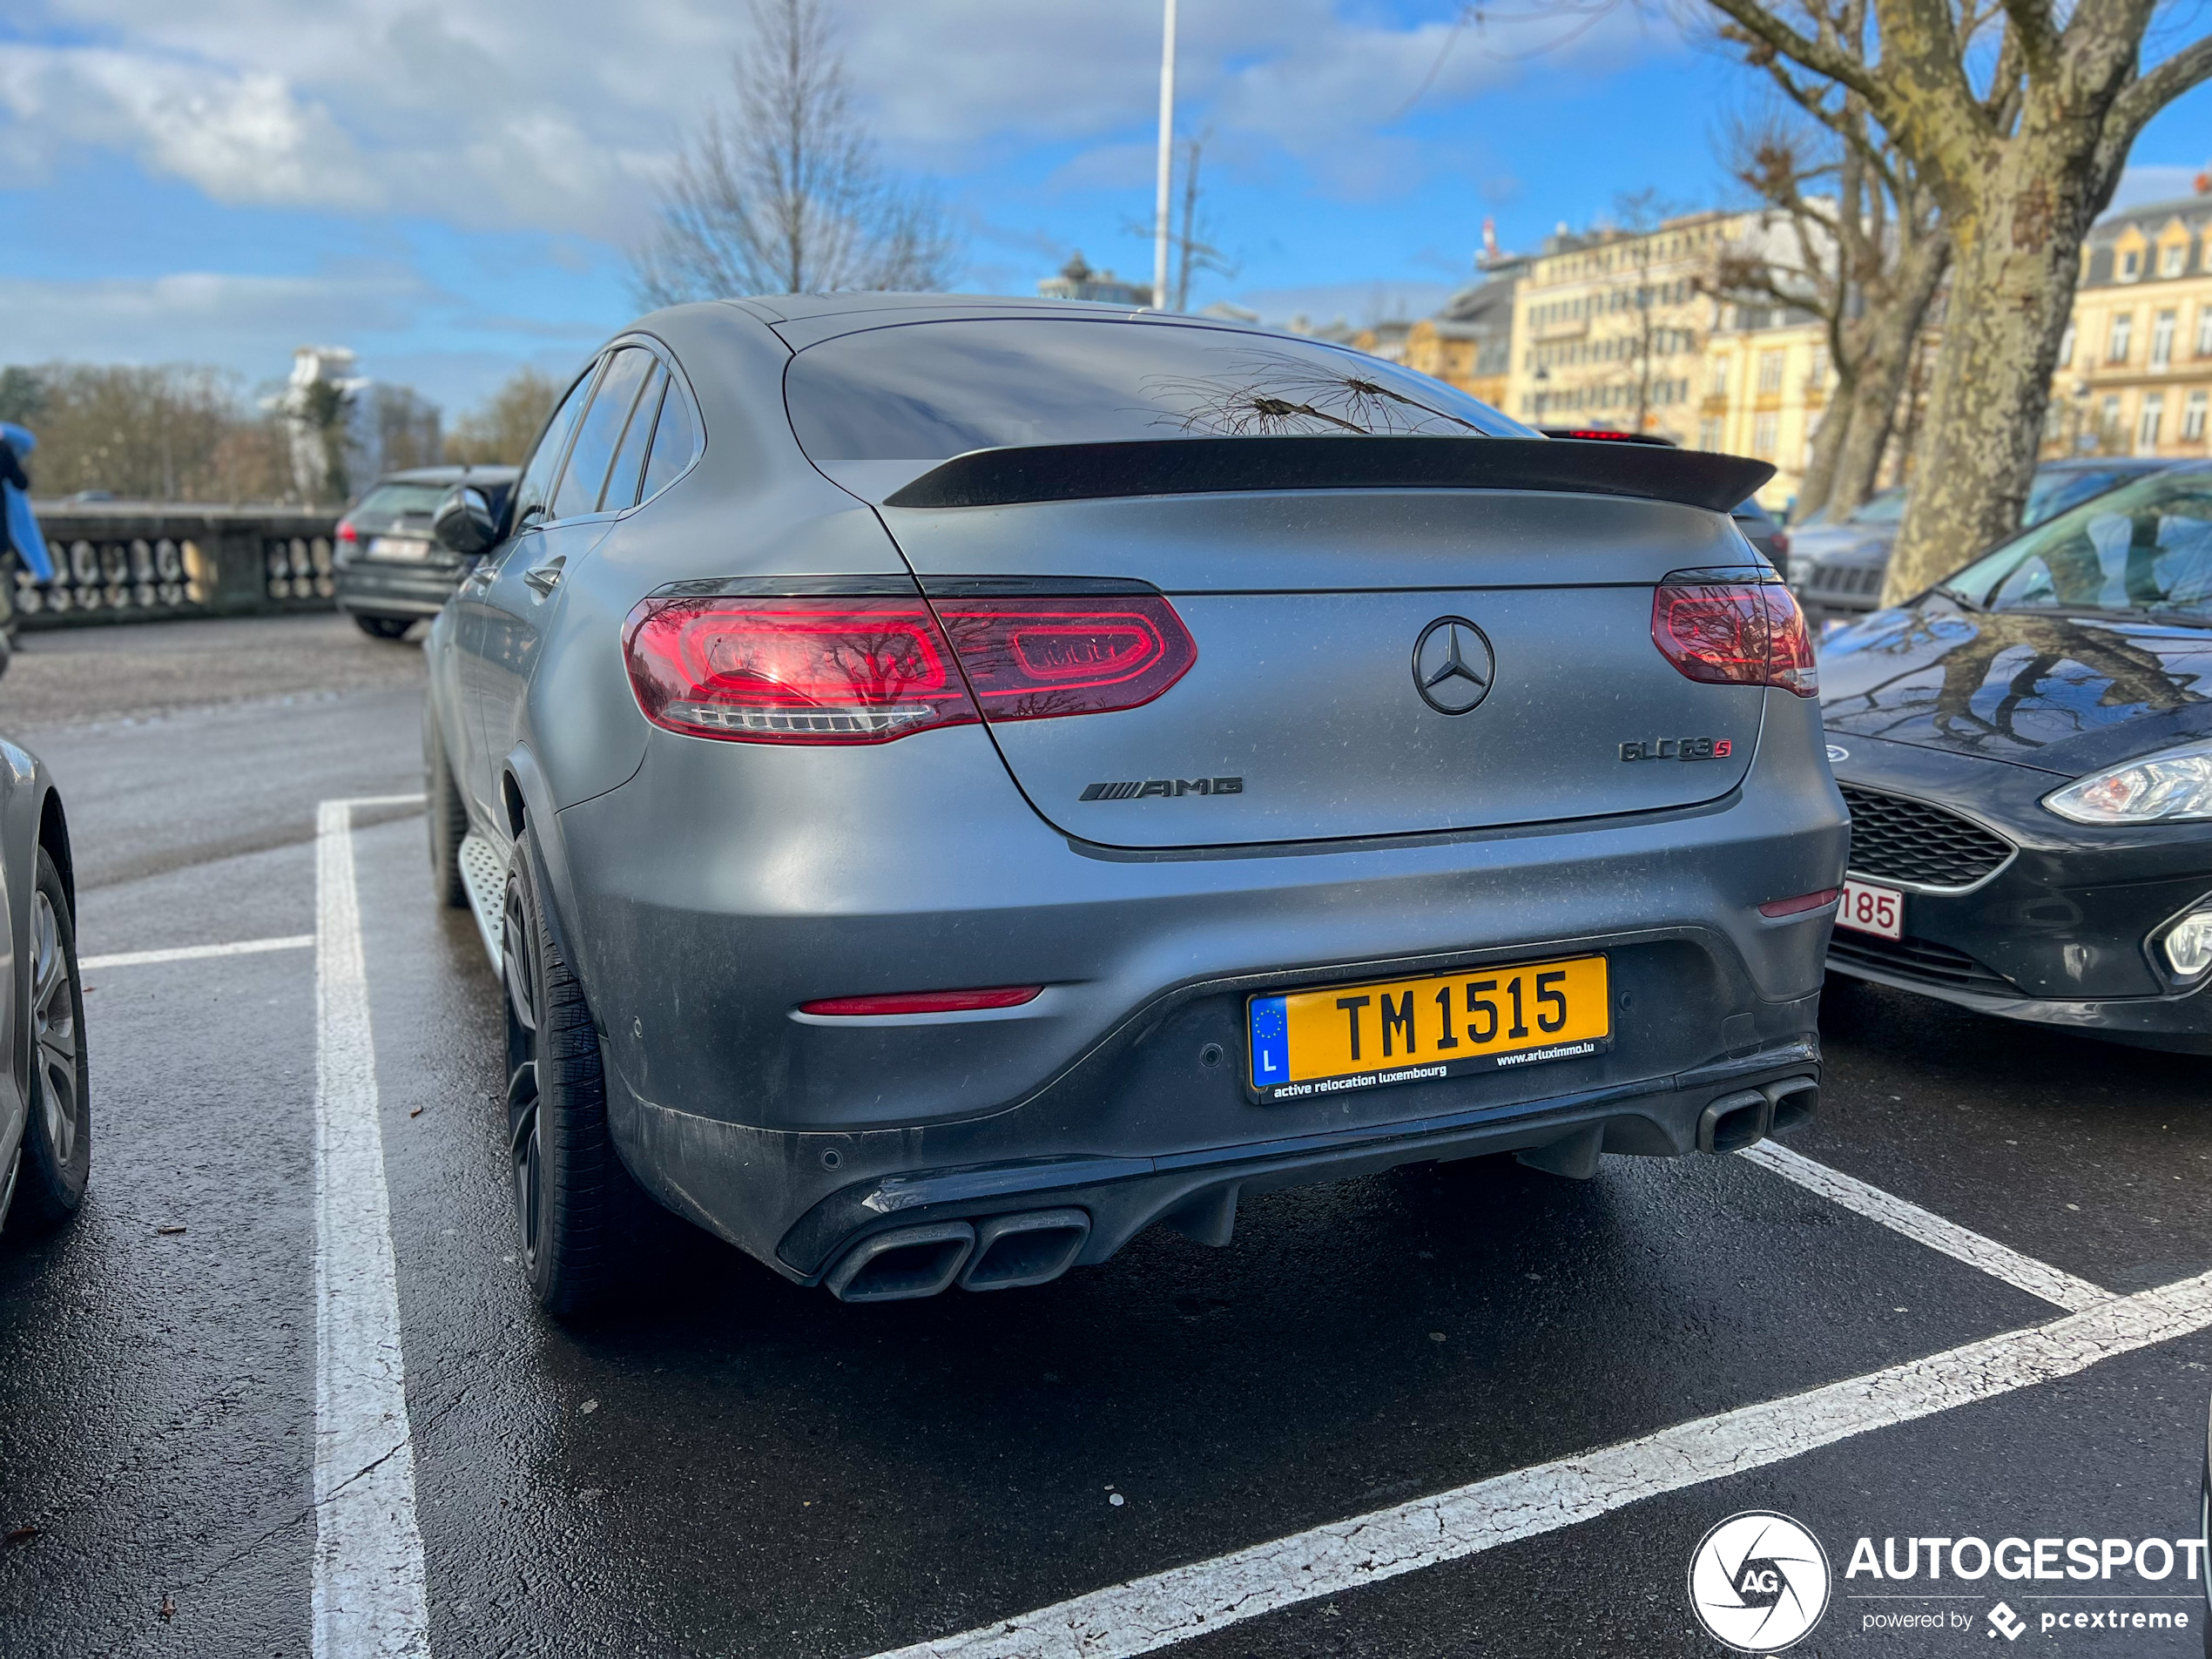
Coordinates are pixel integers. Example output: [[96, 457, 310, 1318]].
[[2109, 313, 2134, 362], [2121, 248, 2141, 280], [2198, 307, 2212, 357], [1698, 417, 1723, 451], [2101, 395, 2122, 444], [1751, 412, 1780, 457], [2163, 243, 2188, 278], [2139, 395, 2164, 453], [2058, 324, 2075, 368], [2154, 310, 2177, 369], [2185, 390, 2209, 442], [1709, 358, 1730, 397], [1757, 351, 1784, 395]]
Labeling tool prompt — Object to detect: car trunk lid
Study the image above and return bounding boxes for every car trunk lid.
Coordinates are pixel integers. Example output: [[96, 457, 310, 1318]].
[[879, 487, 1770, 848]]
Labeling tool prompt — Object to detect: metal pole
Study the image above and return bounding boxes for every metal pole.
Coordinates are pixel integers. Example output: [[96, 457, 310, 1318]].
[[1153, 0, 1177, 310]]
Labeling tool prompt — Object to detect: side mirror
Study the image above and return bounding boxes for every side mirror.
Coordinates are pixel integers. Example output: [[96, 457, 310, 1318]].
[[433, 484, 500, 557]]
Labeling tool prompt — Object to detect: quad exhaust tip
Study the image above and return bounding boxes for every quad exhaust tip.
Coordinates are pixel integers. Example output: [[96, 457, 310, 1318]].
[[825, 1209, 1092, 1303], [1697, 1076, 1819, 1155]]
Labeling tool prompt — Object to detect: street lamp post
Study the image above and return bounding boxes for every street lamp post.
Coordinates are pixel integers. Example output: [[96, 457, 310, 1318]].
[[1153, 0, 1177, 311]]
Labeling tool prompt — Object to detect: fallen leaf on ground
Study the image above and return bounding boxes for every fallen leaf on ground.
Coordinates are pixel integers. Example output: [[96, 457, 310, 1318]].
[[155, 1225, 185, 1237], [159, 1593, 175, 1621], [408, 1107, 423, 1118], [4, 1526, 36, 1547]]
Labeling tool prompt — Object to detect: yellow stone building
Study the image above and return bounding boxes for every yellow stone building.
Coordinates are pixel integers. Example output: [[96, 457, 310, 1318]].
[[2044, 192, 2212, 461], [1502, 212, 1729, 436], [1696, 307, 1836, 509]]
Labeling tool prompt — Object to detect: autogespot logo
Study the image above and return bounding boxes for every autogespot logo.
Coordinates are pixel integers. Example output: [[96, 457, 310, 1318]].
[[1689, 1512, 1833, 1653]]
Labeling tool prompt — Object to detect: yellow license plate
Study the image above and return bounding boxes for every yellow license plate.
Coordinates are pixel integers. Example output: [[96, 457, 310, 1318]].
[[1247, 954, 1610, 1103]]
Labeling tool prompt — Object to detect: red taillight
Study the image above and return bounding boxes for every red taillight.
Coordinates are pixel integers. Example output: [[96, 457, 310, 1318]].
[[622, 590, 1197, 743], [1650, 574, 1818, 698], [933, 594, 1195, 721], [799, 986, 1043, 1015], [624, 597, 978, 743], [336, 520, 358, 543], [1770, 529, 1791, 558]]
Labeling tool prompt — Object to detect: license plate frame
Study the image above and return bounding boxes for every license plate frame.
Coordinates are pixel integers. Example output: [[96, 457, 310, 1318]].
[[1835, 877, 1905, 941], [1246, 954, 1611, 1104], [366, 534, 432, 562]]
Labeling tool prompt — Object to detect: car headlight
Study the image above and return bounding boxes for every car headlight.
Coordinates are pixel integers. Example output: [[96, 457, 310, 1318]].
[[2044, 739, 2212, 824]]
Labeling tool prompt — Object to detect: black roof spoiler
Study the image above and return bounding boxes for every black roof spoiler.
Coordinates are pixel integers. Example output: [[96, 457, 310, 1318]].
[[881, 436, 1775, 514]]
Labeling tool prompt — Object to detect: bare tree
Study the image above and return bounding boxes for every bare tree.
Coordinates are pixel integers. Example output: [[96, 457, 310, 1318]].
[[1695, 0, 2212, 602], [631, 0, 961, 303], [1711, 77, 1949, 517], [446, 369, 563, 467]]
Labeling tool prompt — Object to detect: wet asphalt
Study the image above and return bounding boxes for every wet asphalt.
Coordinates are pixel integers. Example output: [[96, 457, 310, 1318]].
[[2, 615, 2210, 1657]]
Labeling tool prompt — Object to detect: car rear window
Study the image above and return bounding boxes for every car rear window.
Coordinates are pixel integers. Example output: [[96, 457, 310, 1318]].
[[784, 318, 1531, 462], [352, 483, 449, 519]]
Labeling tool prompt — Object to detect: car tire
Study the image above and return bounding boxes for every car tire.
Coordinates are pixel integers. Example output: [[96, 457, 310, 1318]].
[[354, 615, 413, 640], [424, 718, 469, 911], [501, 841, 659, 1318], [7, 848, 89, 1234]]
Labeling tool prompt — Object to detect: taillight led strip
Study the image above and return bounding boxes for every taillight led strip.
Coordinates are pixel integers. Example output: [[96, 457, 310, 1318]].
[[622, 583, 1197, 744]]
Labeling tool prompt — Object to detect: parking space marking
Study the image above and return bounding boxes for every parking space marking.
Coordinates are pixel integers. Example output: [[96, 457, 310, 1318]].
[[82, 934, 314, 971], [872, 1265, 2212, 1659], [1741, 1141, 2113, 1312], [312, 798, 429, 1659]]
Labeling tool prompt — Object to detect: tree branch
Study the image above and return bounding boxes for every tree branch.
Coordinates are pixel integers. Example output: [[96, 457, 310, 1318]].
[[2105, 32, 2212, 154], [1703, 0, 1890, 110], [1995, 0, 2057, 77]]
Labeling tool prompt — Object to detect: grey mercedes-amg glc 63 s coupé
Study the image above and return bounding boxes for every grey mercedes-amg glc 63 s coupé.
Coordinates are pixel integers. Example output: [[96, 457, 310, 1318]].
[[420, 294, 1848, 1318]]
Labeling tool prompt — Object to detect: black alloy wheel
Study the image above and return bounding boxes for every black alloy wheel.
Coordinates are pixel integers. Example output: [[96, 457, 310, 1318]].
[[354, 615, 413, 640], [499, 842, 661, 1317], [8, 848, 89, 1232]]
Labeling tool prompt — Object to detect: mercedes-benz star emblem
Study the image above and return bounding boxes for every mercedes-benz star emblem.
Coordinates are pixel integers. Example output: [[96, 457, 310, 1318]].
[[1412, 617, 1495, 715]]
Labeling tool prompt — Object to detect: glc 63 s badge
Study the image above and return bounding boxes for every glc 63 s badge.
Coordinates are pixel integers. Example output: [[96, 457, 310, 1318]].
[[1621, 736, 1733, 763]]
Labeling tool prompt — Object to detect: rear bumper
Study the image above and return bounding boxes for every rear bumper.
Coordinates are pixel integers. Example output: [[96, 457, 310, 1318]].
[[550, 687, 1846, 1278], [616, 1038, 1822, 1289], [334, 561, 459, 618]]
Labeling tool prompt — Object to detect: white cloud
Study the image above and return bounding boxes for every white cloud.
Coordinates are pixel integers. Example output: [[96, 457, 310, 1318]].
[[3, 0, 1674, 235]]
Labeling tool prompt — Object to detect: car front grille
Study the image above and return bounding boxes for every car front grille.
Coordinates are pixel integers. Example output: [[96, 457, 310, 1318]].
[[1839, 785, 2014, 889], [1804, 562, 1886, 598], [1826, 932, 2017, 995]]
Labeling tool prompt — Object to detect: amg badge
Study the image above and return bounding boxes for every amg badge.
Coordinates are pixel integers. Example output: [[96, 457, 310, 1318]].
[[1080, 777, 1244, 801], [1620, 737, 1732, 762]]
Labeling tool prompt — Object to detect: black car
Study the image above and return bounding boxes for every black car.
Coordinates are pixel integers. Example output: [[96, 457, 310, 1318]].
[[334, 465, 516, 640], [1817, 462, 2212, 1051]]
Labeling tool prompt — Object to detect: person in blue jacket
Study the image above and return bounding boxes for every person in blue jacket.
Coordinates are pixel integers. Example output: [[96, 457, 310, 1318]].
[[0, 422, 54, 674]]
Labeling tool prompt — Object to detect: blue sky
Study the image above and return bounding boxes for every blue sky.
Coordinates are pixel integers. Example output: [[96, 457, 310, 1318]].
[[2, 0, 2207, 418]]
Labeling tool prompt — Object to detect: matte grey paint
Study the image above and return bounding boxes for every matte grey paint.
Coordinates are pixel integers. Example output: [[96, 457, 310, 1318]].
[[428, 294, 1848, 1288]]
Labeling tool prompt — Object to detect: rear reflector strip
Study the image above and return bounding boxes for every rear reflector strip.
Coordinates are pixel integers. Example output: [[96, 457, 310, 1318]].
[[799, 986, 1044, 1016], [1758, 888, 1841, 919]]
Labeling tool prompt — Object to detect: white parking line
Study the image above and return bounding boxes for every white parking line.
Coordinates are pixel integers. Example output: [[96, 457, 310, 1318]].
[[82, 934, 314, 971], [312, 798, 428, 1659], [870, 1265, 2212, 1659], [1741, 1141, 2113, 1312]]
